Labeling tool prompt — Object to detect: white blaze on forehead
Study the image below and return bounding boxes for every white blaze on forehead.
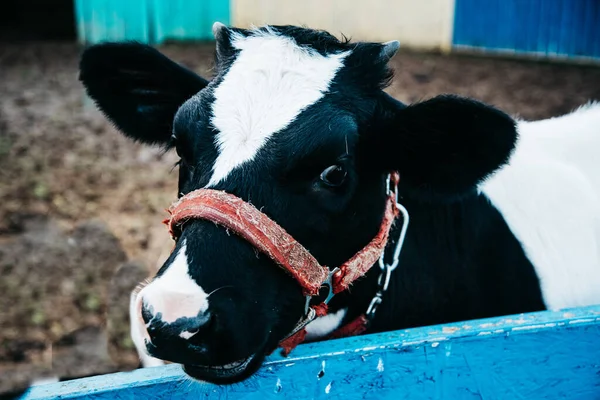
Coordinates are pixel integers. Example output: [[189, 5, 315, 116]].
[[138, 241, 209, 324], [208, 29, 350, 186]]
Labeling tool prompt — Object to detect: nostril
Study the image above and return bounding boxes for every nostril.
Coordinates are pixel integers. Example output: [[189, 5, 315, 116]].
[[141, 302, 154, 325], [185, 310, 216, 344], [137, 287, 215, 349]]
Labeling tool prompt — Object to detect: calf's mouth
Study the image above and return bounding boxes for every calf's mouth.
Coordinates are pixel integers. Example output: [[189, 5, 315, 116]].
[[183, 352, 265, 383]]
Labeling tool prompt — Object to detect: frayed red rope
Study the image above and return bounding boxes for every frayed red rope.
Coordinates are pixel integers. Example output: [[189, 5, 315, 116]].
[[162, 173, 400, 357], [278, 303, 328, 356], [279, 311, 370, 357], [279, 329, 307, 357], [327, 314, 369, 340], [312, 303, 328, 318]]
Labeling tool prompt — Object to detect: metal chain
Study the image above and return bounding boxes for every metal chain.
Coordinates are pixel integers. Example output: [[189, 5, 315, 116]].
[[365, 265, 391, 321], [365, 174, 410, 323]]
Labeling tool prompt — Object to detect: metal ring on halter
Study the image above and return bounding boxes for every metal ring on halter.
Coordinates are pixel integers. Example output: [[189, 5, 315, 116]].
[[304, 267, 341, 315]]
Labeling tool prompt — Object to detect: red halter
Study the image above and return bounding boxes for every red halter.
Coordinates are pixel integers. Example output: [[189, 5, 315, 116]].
[[163, 172, 403, 355]]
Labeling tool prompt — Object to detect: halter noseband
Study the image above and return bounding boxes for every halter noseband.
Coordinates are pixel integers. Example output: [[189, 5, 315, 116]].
[[163, 172, 409, 355]]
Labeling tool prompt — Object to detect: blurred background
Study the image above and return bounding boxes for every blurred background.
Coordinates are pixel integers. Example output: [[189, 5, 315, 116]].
[[1, 0, 599, 396]]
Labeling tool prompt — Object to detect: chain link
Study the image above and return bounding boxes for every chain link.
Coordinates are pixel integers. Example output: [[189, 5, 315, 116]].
[[365, 174, 410, 323], [365, 265, 391, 320]]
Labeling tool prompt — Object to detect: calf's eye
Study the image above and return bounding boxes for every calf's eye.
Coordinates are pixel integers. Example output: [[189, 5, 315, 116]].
[[320, 165, 347, 187], [171, 134, 193, 168]]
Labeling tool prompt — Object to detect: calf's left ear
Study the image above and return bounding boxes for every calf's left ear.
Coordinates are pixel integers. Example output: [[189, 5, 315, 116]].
[[370, 94, 518, 199], [79, 42, 209, 145]]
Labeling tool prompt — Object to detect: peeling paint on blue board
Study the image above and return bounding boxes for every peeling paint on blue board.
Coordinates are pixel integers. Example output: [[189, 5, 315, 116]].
[[453, 0, 600, 62], [19, 305, 600, 399]]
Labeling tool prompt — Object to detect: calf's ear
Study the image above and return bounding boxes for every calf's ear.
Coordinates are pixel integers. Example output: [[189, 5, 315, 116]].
[[370, 94, 518, 200], [79, 42, 209, 145]]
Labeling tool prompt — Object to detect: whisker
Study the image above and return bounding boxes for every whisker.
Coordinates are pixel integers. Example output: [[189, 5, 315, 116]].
[[345, 134, 349, 155], [132, 276, 153, 296], [208, 285, 234, 298]]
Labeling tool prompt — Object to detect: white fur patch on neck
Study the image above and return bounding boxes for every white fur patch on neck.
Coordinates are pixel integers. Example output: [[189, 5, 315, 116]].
[[305, 308, 347, 341], [481, 102, 600, 309], [208, 29, 350, 186], [138, 241, 209, 324]]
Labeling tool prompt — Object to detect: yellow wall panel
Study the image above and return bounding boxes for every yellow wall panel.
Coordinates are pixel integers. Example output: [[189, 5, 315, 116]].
[[231, 0, 455, 51]]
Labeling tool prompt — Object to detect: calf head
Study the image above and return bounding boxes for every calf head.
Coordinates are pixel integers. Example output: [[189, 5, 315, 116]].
[[79, 23, 518, 383]]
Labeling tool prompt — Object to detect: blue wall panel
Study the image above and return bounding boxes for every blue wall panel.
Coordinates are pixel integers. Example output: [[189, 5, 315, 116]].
[[74, 0, 230, 44], [453, 0, 600, 60]]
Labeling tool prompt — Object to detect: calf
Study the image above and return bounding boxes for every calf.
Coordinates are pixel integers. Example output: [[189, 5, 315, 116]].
[[79, 23, 600, 383]]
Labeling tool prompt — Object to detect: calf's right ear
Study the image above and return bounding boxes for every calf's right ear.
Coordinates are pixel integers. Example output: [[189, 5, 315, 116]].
[[370, 94, 518, 200], [79, 42, 209, 145]]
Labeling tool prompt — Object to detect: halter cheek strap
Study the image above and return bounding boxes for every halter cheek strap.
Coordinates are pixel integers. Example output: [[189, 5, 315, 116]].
[[163, 172, 406, 356]]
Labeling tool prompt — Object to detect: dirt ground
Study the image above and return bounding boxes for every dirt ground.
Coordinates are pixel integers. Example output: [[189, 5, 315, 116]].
[[0, 40, 599, 395]]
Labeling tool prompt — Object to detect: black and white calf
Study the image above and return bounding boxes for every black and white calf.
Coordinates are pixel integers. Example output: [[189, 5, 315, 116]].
[[79, 23, 600, 384]]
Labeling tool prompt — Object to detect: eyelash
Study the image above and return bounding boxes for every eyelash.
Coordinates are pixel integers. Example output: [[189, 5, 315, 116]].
[[171, 160, 182, 173], [168, 134, 178, 148], [170, 134, 196, 171]]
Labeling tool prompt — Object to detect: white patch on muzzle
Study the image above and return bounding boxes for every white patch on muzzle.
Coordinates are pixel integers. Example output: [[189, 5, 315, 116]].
[[138, 241, 209, 324], [130, 241, 209, 367], [130, 290, 164, 368]]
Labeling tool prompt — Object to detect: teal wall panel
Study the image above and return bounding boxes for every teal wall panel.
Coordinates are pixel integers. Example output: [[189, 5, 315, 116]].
[[151, 0, 230, 42], [74, 0, 230, 44], [74, 0, 150, 44]]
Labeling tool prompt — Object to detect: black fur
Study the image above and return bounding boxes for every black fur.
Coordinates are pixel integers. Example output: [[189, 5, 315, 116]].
[[79, 42, 209, 145], [335, 194, 545, 334], [367, 92, 518, 201], [78, 25, 545, 384]]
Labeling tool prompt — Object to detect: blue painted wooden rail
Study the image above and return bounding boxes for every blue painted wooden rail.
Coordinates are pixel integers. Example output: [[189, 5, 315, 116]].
[[19, 305, 600, 399]]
